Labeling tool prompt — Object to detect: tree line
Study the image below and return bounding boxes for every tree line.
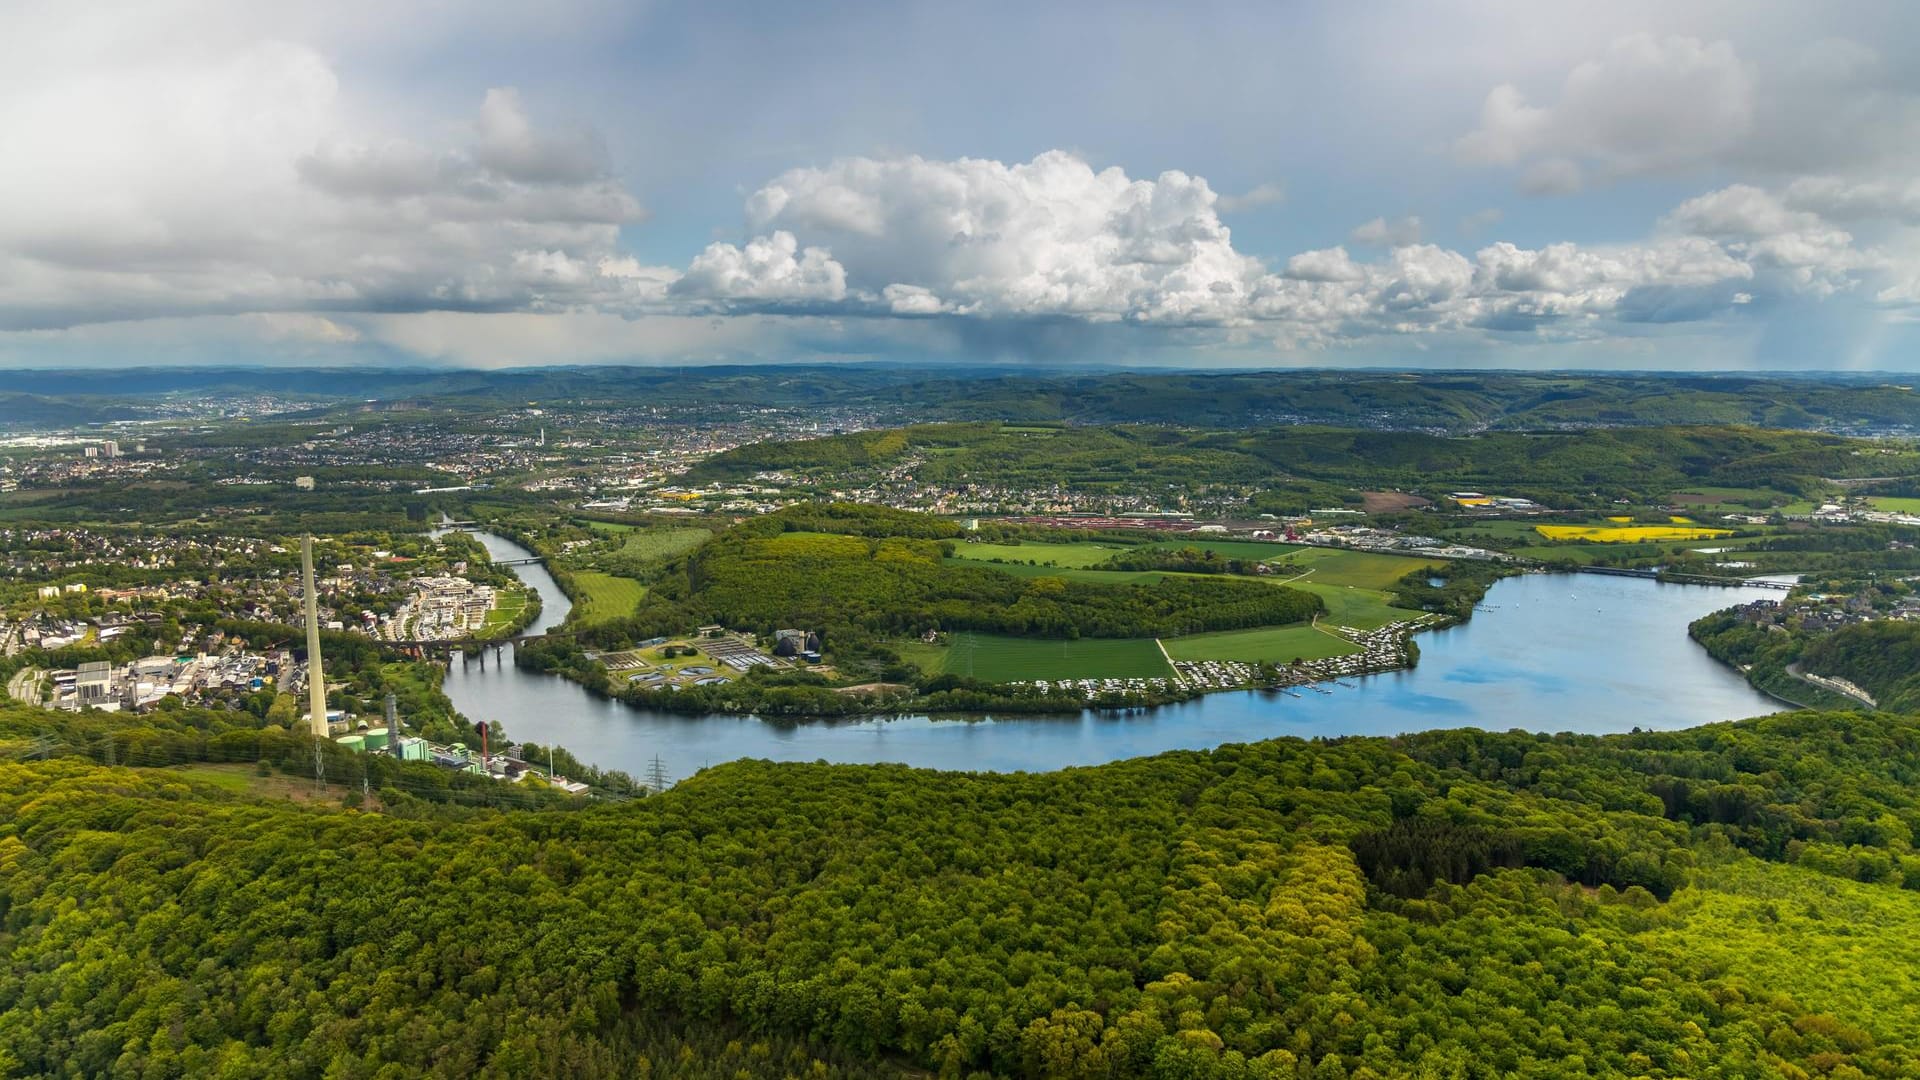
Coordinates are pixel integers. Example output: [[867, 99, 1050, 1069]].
[[3, 709, 1920, 1077]]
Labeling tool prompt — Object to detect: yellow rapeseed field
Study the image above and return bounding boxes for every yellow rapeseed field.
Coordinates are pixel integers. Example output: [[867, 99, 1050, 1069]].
[[1535, 524, 1734, 543]]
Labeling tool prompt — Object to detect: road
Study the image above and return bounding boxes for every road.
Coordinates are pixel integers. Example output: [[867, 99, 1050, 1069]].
[[6, 667, 45, 706], [1787, 662, 1879, 708]]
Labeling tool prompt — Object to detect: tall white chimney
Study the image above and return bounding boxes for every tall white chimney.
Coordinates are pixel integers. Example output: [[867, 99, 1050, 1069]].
[[302, 535, 329, 737]]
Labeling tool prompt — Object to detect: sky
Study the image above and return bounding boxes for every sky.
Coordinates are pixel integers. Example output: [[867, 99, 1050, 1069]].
[[6, 1, 1920, 371]]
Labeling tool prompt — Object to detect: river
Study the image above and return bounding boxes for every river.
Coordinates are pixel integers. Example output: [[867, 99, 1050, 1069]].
[[443, 530, 1786, 777]]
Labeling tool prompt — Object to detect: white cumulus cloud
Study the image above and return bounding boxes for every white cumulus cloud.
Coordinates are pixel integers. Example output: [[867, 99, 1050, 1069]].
[[736, 151, 1264, 324], [1663, 185, 1877, 295], [673, 232, 848, 304]]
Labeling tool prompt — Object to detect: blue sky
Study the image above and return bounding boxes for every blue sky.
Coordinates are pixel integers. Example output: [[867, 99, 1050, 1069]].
[[5, 1, 1920, 370]]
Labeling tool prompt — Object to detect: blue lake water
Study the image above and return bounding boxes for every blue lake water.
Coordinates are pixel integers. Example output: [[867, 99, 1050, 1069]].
[[443, 530, 1786, 778]]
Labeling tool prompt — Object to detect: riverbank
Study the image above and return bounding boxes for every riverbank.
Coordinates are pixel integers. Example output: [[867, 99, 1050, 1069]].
[[468, 522, 1639, 727], [512, 603, 1450, 720], [442, 531, 1785, 777], [495, 517, 1482, 719], [1687, 607, 1864, 712]]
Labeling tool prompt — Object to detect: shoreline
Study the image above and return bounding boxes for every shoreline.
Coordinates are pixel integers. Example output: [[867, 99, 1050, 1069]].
[[497, 610, 1449, 722], [441, 570, 1790, 777], [457, 520, 1473, 721], [454, 528, 1764, 737]]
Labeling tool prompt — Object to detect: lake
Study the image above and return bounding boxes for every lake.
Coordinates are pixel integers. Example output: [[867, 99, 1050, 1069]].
[[443, 530, 1786, 778]]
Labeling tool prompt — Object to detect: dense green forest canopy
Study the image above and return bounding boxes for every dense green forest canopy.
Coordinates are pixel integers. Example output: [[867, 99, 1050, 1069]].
[[689, 422, 1911, 505], [1802, 621, 1920, 712], [4, 708, 1920, 1077]]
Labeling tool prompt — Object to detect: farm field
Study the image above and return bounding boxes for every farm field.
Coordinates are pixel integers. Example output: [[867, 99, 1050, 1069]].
[[1289, 581, 1408, 629], [1519, 541, 1671, 564], [1680, 534, 1775, 551], [1438, 518, 1555, 541], [1162, 624, 1358, 664], [611, 526, 712, 562], [1266, 547, 1446, 589], [1141, 538, 1304, 561], [1134, 539, 1443, 588], [566, 571, 648, 627], [1869, 496, 1920, 514], [1667, 486, 1792, 508], [1360, 490, 1430, 512], [922, 632, 1174, 682], [1535, 523, 1733, 543], [891, 639, 951, 676], [1522, 532, 1776, 565], [951, 540, 1133, 567]]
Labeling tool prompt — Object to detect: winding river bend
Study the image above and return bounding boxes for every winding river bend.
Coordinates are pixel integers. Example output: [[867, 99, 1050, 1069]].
[[443, 530, 1784, 777]]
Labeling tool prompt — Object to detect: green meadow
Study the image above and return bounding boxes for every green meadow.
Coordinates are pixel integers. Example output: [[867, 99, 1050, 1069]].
[[950, 539, 1133, 567], [914, 632, 1174, 681], [1257, 546, 1446, 589], [1161, 624, 1359, 664], [1289, 581, 1408, 629], [612, 526, 712, 561], [566, 571, 648, 627]]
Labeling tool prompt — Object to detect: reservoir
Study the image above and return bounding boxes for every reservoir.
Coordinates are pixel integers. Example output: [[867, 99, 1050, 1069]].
[[444, 530, 1786, 777]]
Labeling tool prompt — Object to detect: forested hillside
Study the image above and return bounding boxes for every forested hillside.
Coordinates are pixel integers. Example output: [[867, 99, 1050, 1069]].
[[1803, 621, 1920, 711], [689, 422, 1909, 506], [13, 367, 1920, 434], [4, 709, 1920, 1078], [1694, 612, 1920, 714]]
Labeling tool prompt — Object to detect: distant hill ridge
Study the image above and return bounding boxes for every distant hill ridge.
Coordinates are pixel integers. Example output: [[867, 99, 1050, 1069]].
[[6, 366, 1920, 433]]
